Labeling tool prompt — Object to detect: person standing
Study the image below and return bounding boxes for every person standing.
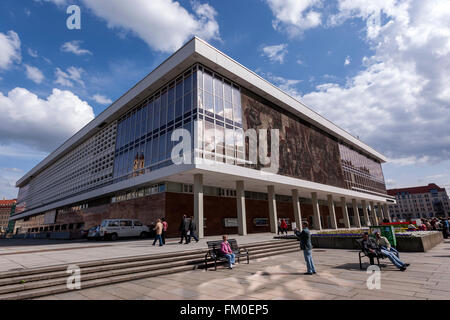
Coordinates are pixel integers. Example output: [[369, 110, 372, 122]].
[[442, 218, 449, 239], [188, 216, 199, 243], [221, 235, 235, 269], [178, 215, 189, 244], [294, 221, 316, 275], [277, 219, 282, 235], [161, 218, 168, 245], [280, 219, 288, 235], [152, 219, 163, 246]]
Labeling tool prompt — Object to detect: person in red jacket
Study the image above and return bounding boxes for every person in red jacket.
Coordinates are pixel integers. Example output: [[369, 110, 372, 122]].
[[280, 219, 288, 235]]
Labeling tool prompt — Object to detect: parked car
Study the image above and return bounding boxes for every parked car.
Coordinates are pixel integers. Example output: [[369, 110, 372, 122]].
[[86, 225, 101, 240], [96, 219, 150, 241]]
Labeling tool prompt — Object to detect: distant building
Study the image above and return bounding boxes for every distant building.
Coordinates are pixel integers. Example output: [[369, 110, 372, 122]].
[[0, 199, 16, 233], [387, 183, 450, 220]]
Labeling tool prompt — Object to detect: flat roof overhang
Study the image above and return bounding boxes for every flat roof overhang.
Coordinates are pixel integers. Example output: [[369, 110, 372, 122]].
[[16, 37, 387, 188], [11, 162, 395, 221]]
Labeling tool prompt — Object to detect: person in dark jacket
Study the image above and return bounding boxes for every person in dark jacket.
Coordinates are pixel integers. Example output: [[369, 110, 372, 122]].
[[361, 232, 409, 271], [178, 215, 189, 244], [441, 218, 449, 239], [188, 216, 199, 243], [294, 221, 316, 275]]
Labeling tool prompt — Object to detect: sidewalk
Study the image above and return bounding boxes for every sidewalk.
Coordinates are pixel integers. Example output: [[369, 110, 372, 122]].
[[39, 239, 450, 300], [0, 233, 281, 272]]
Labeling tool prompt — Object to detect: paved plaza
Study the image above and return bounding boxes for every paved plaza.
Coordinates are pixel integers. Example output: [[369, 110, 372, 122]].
[[34, 238, 450, 300]]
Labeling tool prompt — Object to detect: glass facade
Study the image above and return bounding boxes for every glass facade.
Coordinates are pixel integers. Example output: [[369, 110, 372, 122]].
[[339, 144, 386, 194], [113, 67, 196, 181], [196, 66, 245, 165], [113, 63, 247, 182]]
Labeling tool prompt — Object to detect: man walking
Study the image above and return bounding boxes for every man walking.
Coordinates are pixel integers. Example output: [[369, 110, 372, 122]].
[[294, 221, 316, 275], [188, 216, 199, 243], [152, 219, 163, 247], [178, 215, 189, 244]]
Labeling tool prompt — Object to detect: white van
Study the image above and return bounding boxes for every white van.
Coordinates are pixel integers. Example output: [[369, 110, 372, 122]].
[[95, 219, 150, 241]]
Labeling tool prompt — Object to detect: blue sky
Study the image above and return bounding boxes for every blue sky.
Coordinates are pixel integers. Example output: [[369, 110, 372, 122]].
[[0, 0, 449, 198]]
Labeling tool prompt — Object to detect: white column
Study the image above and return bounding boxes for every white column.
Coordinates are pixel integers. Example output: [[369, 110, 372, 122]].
[[311, 192, 322, 230], [352, 199, 361, 228], [370, 201, 378, 226], [268, 185, 278, 233], [194, 173, 204, 238], [377, 202, 384, 222], [327, 195, 337, 229], [236, 181, 247, 236], [383, 203, 392, 222], [362, 200, 371, 226], [340, 197, 351, 228], [292, 189, 302, 231]]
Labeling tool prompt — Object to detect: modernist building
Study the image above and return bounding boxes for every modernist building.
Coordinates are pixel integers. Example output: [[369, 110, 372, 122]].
[[388, 183, 450, 220], [11, 38, 394, 238], [0, 199, 16, 233]]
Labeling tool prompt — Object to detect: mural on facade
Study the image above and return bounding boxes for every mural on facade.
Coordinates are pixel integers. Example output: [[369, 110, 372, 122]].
[[241, 89, 347, 189]]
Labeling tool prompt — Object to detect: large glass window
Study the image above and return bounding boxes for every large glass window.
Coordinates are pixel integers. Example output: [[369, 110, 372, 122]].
[[153, 96, 160, 130], [215, 122, 225, 162], [175, 77, 183, 119], [214, 76, 224, 117], [204, 119, 215, 160], [151, 137, 159, 164], [160, 90, 167, 127], [225, 126, 235, 164], [147, 100, 153, 134], [168, 85, 175, 123], [159, 133, 166, 162]]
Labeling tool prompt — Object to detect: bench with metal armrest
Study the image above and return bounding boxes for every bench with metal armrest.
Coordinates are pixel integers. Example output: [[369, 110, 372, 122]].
[[204, 239, 249, 271], [356, 238, 387, 270]]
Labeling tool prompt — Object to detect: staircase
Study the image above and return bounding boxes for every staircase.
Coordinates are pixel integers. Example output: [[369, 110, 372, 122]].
[[0, 238, 299, 300]]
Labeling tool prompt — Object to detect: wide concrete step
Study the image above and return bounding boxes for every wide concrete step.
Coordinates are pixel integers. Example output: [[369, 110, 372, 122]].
[[0, 239, 296, 280], [0, 240, 300, 300], [0, 241, 300, 288]]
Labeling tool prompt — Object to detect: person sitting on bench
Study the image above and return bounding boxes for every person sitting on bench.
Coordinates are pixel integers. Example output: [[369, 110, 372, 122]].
[[361, 232, 409, 271], [374, 232, 399, 257], [221, 235, 235, 269]]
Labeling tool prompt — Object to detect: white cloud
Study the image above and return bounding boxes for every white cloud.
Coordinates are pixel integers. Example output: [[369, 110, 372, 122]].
[[0, 31, 21, 71], [27, 48, 38, 58], [389, 156, 432, 166], [259, 71, 303, 99], [92, 94, 113, 105], [300, 0, 450, 164], [60, 41, 93, 56], [54, 66, 85, 87], [261, 44, 288, 63], [0, 88, 94, 152], [24, 64, 44, 84], [34, 0, 67, 6], [265, 0, 322, 37], [80, 0, 220, 53], [344, 55, 350, 65]]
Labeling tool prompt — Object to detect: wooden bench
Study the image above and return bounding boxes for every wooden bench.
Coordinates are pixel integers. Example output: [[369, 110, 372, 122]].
[[204, 239, 249, 271]]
